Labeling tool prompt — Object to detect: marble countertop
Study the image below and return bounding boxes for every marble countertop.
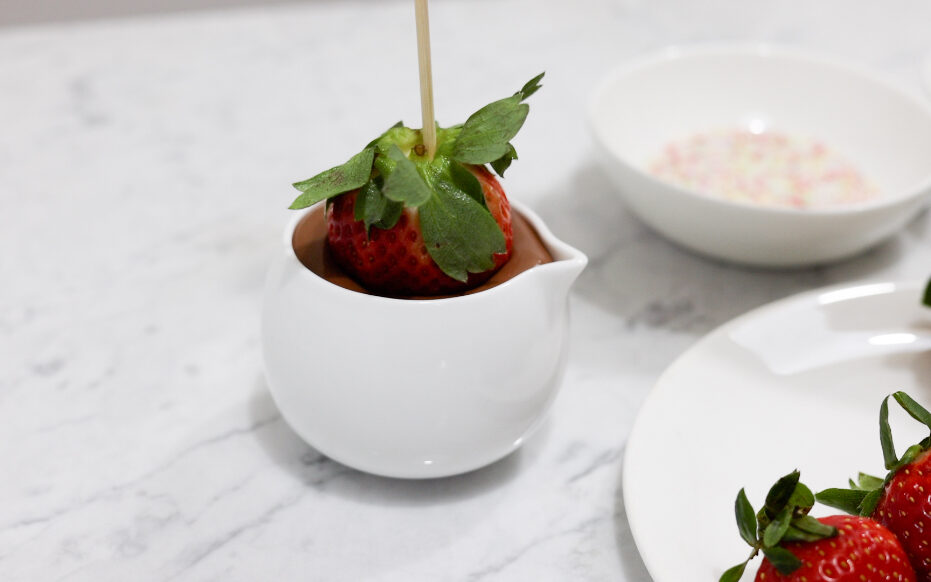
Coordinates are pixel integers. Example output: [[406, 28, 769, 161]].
[[2, 1, 931, 580]]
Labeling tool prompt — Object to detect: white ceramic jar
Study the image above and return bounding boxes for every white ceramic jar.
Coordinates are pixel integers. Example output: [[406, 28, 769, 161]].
[[262, 201, 586, 478]]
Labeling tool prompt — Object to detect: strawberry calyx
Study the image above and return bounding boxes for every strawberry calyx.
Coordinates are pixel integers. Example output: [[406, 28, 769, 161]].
[[288, 73, 543, 283], [816, 392, 931, 517], [924, 277, 931, 307], [721, 471, 838, 582]]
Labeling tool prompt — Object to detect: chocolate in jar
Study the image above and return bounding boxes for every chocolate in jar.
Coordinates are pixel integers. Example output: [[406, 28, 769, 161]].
[[292, 205, 554, 299]]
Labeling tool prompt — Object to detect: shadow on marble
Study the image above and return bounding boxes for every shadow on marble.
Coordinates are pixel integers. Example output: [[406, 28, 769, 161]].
[[613, 447, 653, 582], [249, 376, 547, 505], [532, 160, 913, 334]]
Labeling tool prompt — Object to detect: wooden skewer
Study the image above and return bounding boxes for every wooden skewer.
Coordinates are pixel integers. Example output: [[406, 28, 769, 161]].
[[414, 0, 436, 159]]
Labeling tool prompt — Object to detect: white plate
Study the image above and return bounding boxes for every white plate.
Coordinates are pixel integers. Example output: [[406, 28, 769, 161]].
[[623, 281, 931, 581]]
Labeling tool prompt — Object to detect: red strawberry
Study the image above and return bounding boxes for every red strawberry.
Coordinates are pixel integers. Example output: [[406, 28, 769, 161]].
[[874, 448, 931, 579], [755, 515, 915, 582], [326, 164, 512, 296], [722, 471, 916, 582], [288, 73, 543, 296], [818, 392, 931, 581]]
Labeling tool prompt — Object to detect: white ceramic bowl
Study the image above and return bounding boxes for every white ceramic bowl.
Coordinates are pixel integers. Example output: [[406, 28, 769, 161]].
[[262, 201, 587, 479], [590, 45, 931, 267]]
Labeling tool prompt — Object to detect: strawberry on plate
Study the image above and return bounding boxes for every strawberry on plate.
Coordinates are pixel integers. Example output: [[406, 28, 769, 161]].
[[722, 471, 915, 582], [288, 73, 542, 296], [818, 392, 931, 581]]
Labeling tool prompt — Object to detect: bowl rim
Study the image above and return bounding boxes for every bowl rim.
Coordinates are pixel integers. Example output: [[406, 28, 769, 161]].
[[278, 199, 588, 306], [589, 42, 931, 217]]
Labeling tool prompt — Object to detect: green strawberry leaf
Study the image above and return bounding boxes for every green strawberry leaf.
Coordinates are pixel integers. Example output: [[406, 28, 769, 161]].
[[382, 145, 433, 207], [433, 125, 462, 158], [452, 98, 528, 164], [781, 526, 826, 543], [762, 505, 792, 548], [790, 515, 836, 538], [762, 547, 802, 575], [893, 391, 931, 430], [735, 489, 757, 547], [517, 72, 545, 100], [719, 562, 747, 582], [418, 178, 506, 282], [369, 123, 420, 154], [898, 443, 927, 469], [448, 161, 485, 206], [354, 179, 380, 224], [490, 143, 518, 177], [764, 471, 801, 517], [782, 522, 833, 543], [290, 148, 375, 209], [781, 525, 817, 543], [856, 472, 884, 490], [859, 487, 883, 516], [787, 481, 815, 510], [816, 488, 871, 515], [880, 396, 899, 470], [451, 73, 543, 165], [378, 199, 403, 230], [923, 277, 931, 307], [755, 507, 771, 533], [354, 179, 402, 231]]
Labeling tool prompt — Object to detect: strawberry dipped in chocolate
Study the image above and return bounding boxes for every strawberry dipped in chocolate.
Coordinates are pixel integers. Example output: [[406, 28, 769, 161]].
[[722, 470, 915, 582], [289, 74, 543, 296], [817, 392, 931, 581]]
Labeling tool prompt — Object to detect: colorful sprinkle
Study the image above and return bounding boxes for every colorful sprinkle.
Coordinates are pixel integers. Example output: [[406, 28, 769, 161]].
[[649, 129, 880, 208]]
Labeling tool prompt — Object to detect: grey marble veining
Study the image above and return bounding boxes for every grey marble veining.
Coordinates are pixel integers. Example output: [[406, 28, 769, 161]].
[[1, 0, 931, 580]]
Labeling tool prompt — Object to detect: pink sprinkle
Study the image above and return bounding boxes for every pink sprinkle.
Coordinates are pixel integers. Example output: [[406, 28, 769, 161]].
[[648, 129, 879, 208]]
